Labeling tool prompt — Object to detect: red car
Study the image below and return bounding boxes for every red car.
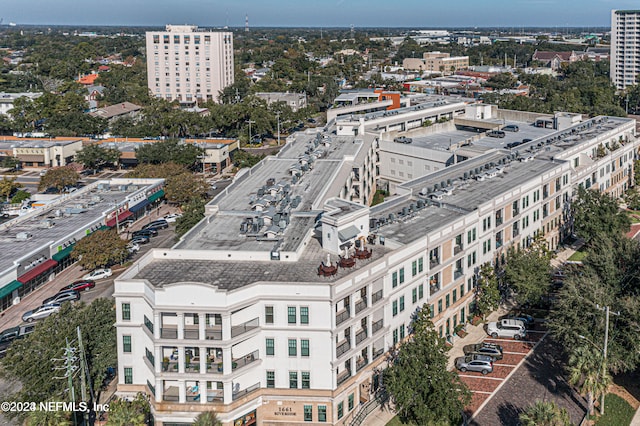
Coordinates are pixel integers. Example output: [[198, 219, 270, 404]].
[[60, 280, 96, 292]]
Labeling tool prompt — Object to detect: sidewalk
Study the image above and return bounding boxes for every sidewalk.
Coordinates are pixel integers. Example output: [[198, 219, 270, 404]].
[[631, 407, 640, 426]]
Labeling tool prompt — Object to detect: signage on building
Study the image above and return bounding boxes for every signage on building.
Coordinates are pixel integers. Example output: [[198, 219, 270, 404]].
[[234, 409, 256, 426]]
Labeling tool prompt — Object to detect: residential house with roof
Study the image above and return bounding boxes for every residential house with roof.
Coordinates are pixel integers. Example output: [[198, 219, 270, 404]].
[[89, 102, 142, 123], [531, 50, 584, 70]]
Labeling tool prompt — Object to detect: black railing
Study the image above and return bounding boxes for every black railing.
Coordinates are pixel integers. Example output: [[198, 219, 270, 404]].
[[184, 328, 199, 340], [372, 347, 384, 360], [160, 328, 178, 339], [356, 357, 369, 372], [336, 340, 351, 357], [231, 318, 259, 338], [454, 245, 463, 255], [336, 309, 350, 326], [371, 290, 383, 305], [372, 319, 383, 334], [232, 382, 260, 401], [232, 350, 259, 371], [355, 299, 367, 314], [337, 369, 352, 386], [205, 328, 222, 340], [356, 328, 368, 344], [430, 283, 441, 294]]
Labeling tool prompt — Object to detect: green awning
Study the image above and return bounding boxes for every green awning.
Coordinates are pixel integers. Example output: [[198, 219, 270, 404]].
[[52, 244, 75, 262], [0, 280, 22, 299], [148, 189, 165, 203], [98, 225, 111, 231]]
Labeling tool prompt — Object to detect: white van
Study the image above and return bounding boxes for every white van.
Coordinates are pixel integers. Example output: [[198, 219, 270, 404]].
[[487, 320, 527, 340]]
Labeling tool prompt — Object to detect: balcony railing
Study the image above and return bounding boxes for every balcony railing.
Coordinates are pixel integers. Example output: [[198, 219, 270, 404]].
[[356, 357, 369, 372], [336, 309, 350, 326], [454, 269, 464, 280], [496, 240, 503, 249], [184, 362, 200, 373], [206, 362, 224, 374], [372, 319, 384, 334], [231, 318, 259, 338], [371, 290, 383, 305], [232, 350, 259, 371], [373, 347, 384, 360], [232, 382, 260, 401], [430, 257, 440, 268], [336, 340, 351, 357], [430, 283, 441, 295], [454, 245, 463, 255], [496, 216, 503, 226], [160, 327, 178, 339], [183, 328, 199, 340], [356, 328, 368, 345], [205, 327, 222, 340], [355, 298, 368, 314], [337, 369, 352, 386], [161, 361, 179, 372]]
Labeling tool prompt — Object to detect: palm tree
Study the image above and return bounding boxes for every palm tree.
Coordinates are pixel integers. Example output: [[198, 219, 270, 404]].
[[519, 400, 571, 426], [106, 396, 147, 426], [567, 344, 611, 416], [194, 411, 223, 426]]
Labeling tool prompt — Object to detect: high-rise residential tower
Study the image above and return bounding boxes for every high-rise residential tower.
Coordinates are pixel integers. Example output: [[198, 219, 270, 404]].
[[146, 25, 234, 104], [611, 10, 640, 91]]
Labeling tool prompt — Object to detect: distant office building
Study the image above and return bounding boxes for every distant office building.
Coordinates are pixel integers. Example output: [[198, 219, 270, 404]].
[[146, 25, 234, 104], [403, 52, 469, 75], [611, 10, 640, 90], [255, 92, 307, 112]]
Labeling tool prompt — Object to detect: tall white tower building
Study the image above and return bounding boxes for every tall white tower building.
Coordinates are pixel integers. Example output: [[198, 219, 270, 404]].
[[146, 25, 234, 104], [611, 10, 640, 90]]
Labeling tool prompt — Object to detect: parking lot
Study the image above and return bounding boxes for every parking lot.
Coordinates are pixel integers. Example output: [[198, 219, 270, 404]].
[[460, 327, 548, 416]]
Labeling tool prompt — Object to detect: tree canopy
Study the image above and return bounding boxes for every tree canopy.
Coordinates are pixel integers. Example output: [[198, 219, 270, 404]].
[[38, 166, 80, 192], [0, 298, 117, 421], [503, 236, 553, 306], [383, 306, 471, 425], [127, 162, 208, 206], [519, 400, 571, 426], [72, 229, 129, 270], [75, 144, 121, 171], [571, 186, 630, 243], [135, 139, 203, 168], [475, 262, 501, 318]]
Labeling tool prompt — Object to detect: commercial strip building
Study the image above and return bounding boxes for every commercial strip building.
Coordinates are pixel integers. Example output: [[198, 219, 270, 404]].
[[0, 178, 165, 312], [402, 52, 469, 75], [113, 96, 638, 425], [0, 139, 83, 169], [146, 25, 234, 104], [611, 9, 640, 90]]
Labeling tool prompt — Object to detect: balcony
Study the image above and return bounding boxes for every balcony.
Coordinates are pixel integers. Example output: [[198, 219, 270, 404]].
[[356, 328, 368, 345], [160, 327, 178, 339], [232, 350, 259, 371], [205, 327, 222, 340], [336, 339, 351, 358], [373, 347, 384, 360], [454, 269, 464, 280], [337, 369, 352, 386], [231, 317, 259, 338], [496, 215, 503, 226], [184, 362, 200, 373], [372, 290, 383, 305], [496, 239, 503, 249], [454, 245, 463, 255], [232, 382, 260, 401], [356, 356, 369, 372], [430, 257, 440, 268], [206, 362, 224, 374], [355, 298, 368, 314], [183, 327, 199, 340], [162, 361, 179, 372], [336, 309, 350, 326], [372, 319, 384, 334]]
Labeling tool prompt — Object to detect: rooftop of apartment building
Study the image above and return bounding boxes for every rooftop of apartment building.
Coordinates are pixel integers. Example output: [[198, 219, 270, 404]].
[[123, 109, 635, 291], [0, 139, 81, 149], [336, 96, 467, 124], [0, 179, 162, 275]]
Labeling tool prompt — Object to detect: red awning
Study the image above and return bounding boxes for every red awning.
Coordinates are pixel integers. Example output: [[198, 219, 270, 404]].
[[17, 259, 58, 284], [106, 210, 133, 228]]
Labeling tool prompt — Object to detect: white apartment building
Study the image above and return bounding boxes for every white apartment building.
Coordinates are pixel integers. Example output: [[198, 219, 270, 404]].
[[146, 25, 234, 104], [611, 10, 640, 90], [114, 104, 637, 425]]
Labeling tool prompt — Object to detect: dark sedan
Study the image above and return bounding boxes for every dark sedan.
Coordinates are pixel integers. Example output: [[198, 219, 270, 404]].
[[60, 280, 96, 292]]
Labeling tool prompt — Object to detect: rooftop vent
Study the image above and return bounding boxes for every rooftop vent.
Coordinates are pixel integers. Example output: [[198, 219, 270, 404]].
[[16, 232, 32, 241]]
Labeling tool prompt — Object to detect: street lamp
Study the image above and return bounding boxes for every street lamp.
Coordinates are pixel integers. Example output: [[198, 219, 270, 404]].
[[245, 120, 255, 144]]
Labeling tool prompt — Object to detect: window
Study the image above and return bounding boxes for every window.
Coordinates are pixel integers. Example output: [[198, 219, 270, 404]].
[[144, 315, 154, 333], [412, 288, 417, 303], [302, 371, 310, 389], [300, 306, 309, 324], [122, 303, 130, 321], [399, 268, 405, 284], [438, 299, 443, 313], [266, 338, 275, 356], [453, 289, 457, 303], [418, 257, 424, 273], [400, 324, 405, 339], [318, 405, 327, 422], [392, 271, 398, 288], [445, 294, 450, 308], [265, 306, 274, 324], [412, 260, 417, 276], [392, 300, 398, 316], [393, 329, 398, 345], [304, 405, 313, 422], [124, 367, 133, 384], [338, 401, 344, 419], [288, 307, 296, 324], [429, 304, 435, 318], [267, 371, 275, 388], [460, 283, 465, 297], [122, 335, 131, 353], [301, 339, 310, 357], [288, 339, 297, 356], [399, 296, 405, 312], [418, 284, 424, 299], [289, 371, 298, 388]]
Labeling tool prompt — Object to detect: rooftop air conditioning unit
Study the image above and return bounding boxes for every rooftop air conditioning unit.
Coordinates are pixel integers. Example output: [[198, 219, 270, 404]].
[[16, 232, 32, 241]]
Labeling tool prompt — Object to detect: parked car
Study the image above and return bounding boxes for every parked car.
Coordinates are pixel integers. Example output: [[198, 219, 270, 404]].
[[82, 268, 112, 281], [130, 236, 150, 245], [143, 219, 168, 230], [487, 130, 506, 138], [60, 280, 95, 292], [163, 213, 182, 223], [0, 324, 35, 357], [43, 290, 80, 305], [463, 342, 503, 360], [22, 303, 61, 322], [455, 354, 494, 375], [132, 229, 158, 238], [487, 320, 527, 340], [499, 314, 534, 327], [127, 242, 140, 253], [502, 124, 519, 132]]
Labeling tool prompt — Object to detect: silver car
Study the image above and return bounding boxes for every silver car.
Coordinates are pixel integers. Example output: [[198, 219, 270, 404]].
[[455, 354, 494, 375], [22, 303, 61, 322]]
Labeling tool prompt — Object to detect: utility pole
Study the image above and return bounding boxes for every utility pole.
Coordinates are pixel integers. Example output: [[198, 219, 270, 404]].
[[53, 338, 78, 426], [596, 304, 620, 415], [77, 327, 93, 425], [245, 120, 255, 144]]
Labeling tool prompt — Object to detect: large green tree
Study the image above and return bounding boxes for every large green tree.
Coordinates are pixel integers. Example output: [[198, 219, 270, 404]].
[[503, 236, 553, 306], [176, 198, 206, 238], [0, 299, 117, 420], [72, 229, 129, 270], [106, 393, 150, 426], [127, 162, 208, 206], [38, 166, 80, 192], [0, 177, 22, 202], [75, 144, 121, 171], [475, 262, 501, 319], [572, 186, 630, 243], [135, 139, 203, 168], [383, 306, 471, 425]]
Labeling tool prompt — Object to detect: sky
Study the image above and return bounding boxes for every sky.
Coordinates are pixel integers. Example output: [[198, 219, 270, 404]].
[[1, 0, 639, 28]]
